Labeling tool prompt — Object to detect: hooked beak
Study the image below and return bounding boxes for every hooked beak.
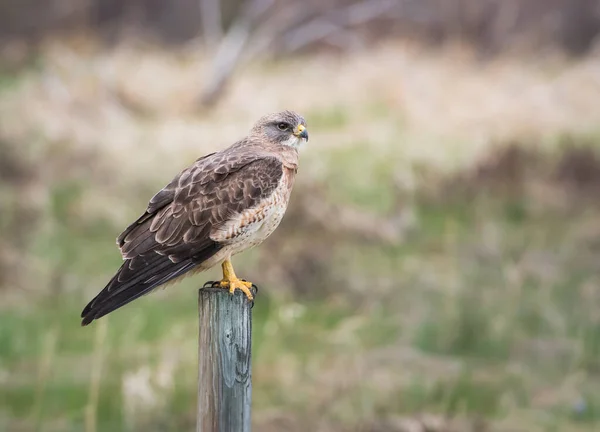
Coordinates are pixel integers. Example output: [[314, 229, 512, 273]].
[[293, 124, 309, 141]]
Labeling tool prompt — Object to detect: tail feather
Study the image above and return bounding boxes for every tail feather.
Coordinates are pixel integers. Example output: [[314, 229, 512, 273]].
[[81, 243, 221, 326]]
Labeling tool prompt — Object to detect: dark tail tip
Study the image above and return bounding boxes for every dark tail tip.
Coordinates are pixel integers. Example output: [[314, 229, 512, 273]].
[[80, 301, 96, 326], [80, 316, 93, 326]]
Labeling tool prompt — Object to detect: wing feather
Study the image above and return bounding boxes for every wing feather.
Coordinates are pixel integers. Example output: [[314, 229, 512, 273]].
[[81, 146, 284, 325]]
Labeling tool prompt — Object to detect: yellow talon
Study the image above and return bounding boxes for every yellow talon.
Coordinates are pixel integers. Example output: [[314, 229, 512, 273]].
[[218, 278, 254, 300], [217, 259, 254, 301]]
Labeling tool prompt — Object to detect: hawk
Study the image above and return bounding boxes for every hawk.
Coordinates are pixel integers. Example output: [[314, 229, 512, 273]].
[[81, 111, 308, 326]]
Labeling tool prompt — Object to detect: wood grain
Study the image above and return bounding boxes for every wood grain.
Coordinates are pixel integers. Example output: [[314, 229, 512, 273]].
[[197, 284, 255, 432]]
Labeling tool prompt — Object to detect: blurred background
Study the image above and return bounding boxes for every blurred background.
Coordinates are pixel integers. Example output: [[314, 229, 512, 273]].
[[1, 0, 600, 431]]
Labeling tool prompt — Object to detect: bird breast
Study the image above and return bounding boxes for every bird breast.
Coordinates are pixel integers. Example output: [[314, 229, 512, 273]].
[[211, 167, 295, 252]]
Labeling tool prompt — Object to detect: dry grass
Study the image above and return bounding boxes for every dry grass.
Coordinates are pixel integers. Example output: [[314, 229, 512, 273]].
[[1, 37, 599, 174]]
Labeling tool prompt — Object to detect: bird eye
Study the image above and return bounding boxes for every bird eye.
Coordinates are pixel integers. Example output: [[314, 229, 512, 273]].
[[277, 123, 288, 131]]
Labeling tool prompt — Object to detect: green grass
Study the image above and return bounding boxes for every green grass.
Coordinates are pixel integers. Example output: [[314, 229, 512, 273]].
[[322, 143, 398, 214], [3, 142, 600, 431], [389, 369, 526, 417], [306, 106, 351, 130]]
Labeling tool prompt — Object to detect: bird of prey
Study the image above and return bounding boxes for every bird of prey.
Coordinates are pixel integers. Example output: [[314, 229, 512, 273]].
[[81, 111, 308, 326]]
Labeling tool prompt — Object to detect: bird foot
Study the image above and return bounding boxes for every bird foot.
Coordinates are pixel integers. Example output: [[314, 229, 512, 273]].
[[217, 277, 255, 301]]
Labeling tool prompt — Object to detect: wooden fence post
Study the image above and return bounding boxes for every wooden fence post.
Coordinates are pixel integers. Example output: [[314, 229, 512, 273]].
[[197, 282, 256, 432]]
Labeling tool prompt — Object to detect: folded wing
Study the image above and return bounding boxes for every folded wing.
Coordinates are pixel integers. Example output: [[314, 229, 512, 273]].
[[81, 148, 283, 325]]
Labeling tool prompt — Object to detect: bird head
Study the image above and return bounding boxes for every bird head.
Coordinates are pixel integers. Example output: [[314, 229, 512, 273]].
[[250, 110, 308, 148]]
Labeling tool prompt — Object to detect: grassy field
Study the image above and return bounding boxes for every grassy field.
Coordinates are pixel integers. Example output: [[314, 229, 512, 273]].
[[1, 39, 600, 431]]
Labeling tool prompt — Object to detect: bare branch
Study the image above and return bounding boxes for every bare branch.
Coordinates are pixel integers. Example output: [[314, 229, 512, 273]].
[[199, 0, 400, 107], [200, 21, 252, 106], [200, 0, 223, 46], [281, 0, 399, 53], [199, 0, 275, 106]]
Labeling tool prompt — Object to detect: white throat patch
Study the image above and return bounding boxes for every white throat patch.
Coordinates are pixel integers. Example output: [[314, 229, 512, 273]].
[[282, 135, 304, 149]]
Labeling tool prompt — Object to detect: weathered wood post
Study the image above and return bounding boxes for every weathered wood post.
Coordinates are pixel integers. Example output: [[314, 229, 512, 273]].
[[197, 281, 256, 432]]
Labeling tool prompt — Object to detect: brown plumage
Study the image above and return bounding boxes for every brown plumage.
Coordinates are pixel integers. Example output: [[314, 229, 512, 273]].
[[81, 111, 308, 325]]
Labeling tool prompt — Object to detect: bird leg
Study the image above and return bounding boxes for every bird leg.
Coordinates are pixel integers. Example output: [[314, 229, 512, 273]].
[[217, 259, 254, 300]]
